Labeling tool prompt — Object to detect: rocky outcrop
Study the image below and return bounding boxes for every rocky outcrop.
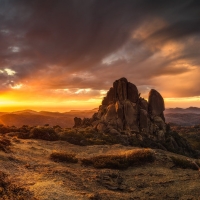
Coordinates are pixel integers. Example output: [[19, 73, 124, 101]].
[[102, 78, 139, 106], [73, 77, 195, 157], [74, 77, 166, 135], [73, 117, 82, 128], [148, 89, 165, 121], [93, 78, 166, 134]]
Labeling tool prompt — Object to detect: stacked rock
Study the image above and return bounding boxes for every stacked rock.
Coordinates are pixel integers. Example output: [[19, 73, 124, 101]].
[[74, 77, 166, 141], [95, 78, 165, 139], [73, 77, 195, 157]]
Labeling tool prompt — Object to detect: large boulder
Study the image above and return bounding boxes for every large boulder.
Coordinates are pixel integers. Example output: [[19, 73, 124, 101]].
[[127, 82, 139, 103], [139, 109, 148, 129], [139, 98, 148, 111], [97, 105, 107, 119], [115, 101, 123, 121], [102, 97, 108, 106], [104, 104, 117, 121], [148, 89, 165, 119], [107, 87, 114, 103], [113, 77, 128, 101], [123, 100, 138, 131], [102, 87, 114, 105]]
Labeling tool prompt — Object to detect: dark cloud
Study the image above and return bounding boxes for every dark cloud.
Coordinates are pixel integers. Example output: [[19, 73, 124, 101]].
[[0, 0, 200, 99]]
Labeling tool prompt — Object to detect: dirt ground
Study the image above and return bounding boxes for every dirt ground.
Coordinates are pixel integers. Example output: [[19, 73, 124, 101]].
[[0, 135, 200, 200]]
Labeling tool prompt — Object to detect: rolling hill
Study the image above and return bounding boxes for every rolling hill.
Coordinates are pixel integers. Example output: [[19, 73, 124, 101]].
[[0, 109, 97, 128], [0, 107, 200, 127]]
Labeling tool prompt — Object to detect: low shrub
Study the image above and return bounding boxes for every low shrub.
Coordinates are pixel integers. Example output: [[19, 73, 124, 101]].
[[18, 125, 32, 134], [50, 151, 78, 163], [171, 156, 200, 170], [57, 127, 127, 146], [0, 124, 19, 134], [17, 132, 30, 139], [0, 137, 11, 152], [0, 171, 36, 199], [29, 126, 58, 141], [81, 149, 155, 169]]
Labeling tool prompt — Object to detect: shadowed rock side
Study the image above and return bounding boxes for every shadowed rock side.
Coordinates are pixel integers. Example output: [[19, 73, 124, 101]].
[[74, 78, 195, 157]]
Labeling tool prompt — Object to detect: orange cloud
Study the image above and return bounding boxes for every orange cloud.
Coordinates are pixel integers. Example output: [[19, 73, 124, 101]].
[[0, 1, 200, 111]]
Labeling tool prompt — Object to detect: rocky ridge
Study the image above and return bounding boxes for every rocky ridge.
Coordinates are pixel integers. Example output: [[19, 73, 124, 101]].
[[74, 78, 196, 157]]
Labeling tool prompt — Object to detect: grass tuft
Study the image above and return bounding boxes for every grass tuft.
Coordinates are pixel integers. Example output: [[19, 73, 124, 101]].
[[0, 171, 37, 199], [81, 149, 155, 169], [50, 151, 78, 163]]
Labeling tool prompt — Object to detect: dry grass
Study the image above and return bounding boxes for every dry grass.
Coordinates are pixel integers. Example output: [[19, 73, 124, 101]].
[[171, 156, 200, 170], [50, 151, 78, 163], [0, 137, 11, 152], [81, 149, 155, 169], [0, 171, 37, 200]]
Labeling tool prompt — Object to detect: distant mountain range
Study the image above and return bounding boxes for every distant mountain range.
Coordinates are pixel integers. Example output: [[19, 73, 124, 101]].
[[164, 107, 200, 126], [0, 109, 98, 128], [0, 107, 199, 127], [165, 107, 200, 114]]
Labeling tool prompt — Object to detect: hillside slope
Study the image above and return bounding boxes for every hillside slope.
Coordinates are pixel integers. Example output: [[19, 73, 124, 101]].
[[0, 110, 96, 128], [0, 135, 200, 199], [165, 113, 200, 126]]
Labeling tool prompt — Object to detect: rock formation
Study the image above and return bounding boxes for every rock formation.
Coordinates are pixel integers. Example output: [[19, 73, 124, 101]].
[[74, 77, 195, 157], [90, 77, 166, 137]]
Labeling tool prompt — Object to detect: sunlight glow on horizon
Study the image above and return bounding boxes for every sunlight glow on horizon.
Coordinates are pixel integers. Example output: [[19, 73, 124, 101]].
[[1, 94, 200, 112]]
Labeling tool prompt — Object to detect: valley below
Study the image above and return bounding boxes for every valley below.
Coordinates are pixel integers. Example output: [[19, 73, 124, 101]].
[[0, 107, 200, 128], [0, 109, 97, 128]]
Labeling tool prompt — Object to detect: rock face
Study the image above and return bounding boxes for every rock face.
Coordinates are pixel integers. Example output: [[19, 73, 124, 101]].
[[74, 78, 195, 157], [148, 89, 165, 121], [94, 77, 166, 135], [74, 77, 166, 134], [102, 78, 139, 106]]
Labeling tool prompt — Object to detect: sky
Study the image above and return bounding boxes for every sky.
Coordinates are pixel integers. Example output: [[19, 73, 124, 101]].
[[0, 0, 200, 112]]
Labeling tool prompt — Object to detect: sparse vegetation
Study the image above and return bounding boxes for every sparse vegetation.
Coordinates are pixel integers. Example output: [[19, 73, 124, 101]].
[[57, 127, 124, 145], [0, 124, 19, 134], [0, 123, 198, 158], [50, 151, 78, 163], [171, 156, 200, 170], [0, 137, 11, 152], [29, 126, 58, 141], [171, 125, 200, 151], [81, 149, 155, 169], [1, 124, 127, 145], [0, 171, 36, 200], [16, 126, 58, 141]]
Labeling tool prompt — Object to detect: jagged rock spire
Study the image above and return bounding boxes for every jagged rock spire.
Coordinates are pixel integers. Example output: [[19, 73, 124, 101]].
[[148, 89, 165, 121], [73, 77, 195, 157], [102, 77, 139, 106], [75, 77, 166, 134]]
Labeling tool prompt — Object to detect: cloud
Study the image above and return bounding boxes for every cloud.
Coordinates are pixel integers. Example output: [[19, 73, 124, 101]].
[[4, 68, 16, 76], [0, 0, 200, 106]]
